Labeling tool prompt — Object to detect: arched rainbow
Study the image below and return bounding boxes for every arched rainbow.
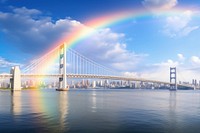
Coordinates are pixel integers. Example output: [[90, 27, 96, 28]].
[[48, 7, 199, 53]]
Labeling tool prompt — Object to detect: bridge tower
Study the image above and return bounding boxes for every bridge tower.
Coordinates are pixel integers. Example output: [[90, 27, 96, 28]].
[[56, 43, 69, 91], [10, 66, 21, 91], [170, 67, 177, 90]]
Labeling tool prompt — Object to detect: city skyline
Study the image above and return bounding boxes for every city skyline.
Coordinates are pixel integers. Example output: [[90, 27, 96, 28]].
[[0, 0, 200, 82]]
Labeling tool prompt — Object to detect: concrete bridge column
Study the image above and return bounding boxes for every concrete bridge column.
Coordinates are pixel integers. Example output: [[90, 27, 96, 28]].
[[10, 66, 21, 91]]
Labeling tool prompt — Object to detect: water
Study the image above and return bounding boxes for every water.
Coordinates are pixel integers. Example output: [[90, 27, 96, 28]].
[[0, 89, 200, 133]]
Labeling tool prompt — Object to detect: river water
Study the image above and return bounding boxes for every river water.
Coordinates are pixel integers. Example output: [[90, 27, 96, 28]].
[[0, 89, 200, 133]]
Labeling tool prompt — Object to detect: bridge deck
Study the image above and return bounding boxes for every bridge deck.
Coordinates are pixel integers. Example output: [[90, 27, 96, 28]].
[[0, 74, 194, 88]]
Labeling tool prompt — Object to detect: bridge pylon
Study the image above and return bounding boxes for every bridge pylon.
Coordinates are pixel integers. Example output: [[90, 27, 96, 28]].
[[10, 66, 21, 91], [56, 43, 69, 91], [170, 67, 177, 91]]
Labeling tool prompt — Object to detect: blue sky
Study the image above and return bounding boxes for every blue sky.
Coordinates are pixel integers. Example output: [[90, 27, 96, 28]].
[[0, 0, 200, 82]]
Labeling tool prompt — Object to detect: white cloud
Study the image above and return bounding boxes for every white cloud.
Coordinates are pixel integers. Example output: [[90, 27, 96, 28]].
[[191, 56, 200, 65], [177, 54, 185, 61], [180, 26, 199, 36], [13, 7, 41, 16], [0, 7, 81, 54], [163, 10, 199, 37], [75, 28, 148, 71], [142, 0, 178, 10], [123, 72, 140, 77], [142, 1, 199, 37], [154, 59, 179, 67], [0, 57, 21, 68]]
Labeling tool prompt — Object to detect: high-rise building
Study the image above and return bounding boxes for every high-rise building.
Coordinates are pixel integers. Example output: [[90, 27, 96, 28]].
[[192, 79, 195, 85], [100, 80, 103, 87], [92, 81, 96, 88], [81, 79, 84, 86]]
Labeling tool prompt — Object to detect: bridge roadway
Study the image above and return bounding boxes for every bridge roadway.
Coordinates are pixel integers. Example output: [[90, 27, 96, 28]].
[[0, 73, 194, 88]]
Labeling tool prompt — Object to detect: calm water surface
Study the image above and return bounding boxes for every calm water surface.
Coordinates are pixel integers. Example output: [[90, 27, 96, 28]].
[[0, 89, 200, 133]]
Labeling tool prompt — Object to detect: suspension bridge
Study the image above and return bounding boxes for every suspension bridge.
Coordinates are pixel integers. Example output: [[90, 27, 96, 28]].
[[0, 43, 195, 91]]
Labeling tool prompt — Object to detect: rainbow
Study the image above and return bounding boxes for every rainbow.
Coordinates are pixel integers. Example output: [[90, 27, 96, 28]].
[[47, 7, 199, 52], [35, 7, 199, 75], [56, 7, 199, 49]]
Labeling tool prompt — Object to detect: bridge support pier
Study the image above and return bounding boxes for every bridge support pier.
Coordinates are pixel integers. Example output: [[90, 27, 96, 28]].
[[10, 66, 21, 91], [56, 43, 69, 91], [170, 67, 177, 91]]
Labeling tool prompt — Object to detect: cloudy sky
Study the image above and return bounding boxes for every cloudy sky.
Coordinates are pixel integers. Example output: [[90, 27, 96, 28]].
[[0, 0, 200, 82]]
